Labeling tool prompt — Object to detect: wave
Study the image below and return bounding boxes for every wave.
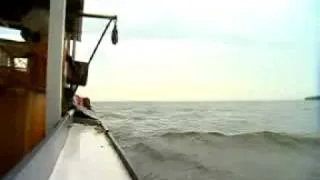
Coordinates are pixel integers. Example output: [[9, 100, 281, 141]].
[[132, 116, 146, 120], [134, 109, 158, 115], [128, 131, 320, 180], [102, 113, 127, 119], [179, 108, 195, 112], [162, 131, 226, 137], [130, 142, 166, 161], [161, 131, 320, 147], [129, 142, 225, 174]]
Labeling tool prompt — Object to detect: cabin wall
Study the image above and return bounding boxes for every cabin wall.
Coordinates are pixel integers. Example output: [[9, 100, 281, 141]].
[[25, 92, 46, 152], [0, 48, 46, 176], [0, 89, 27, 176], [0, 88, 46, 176]]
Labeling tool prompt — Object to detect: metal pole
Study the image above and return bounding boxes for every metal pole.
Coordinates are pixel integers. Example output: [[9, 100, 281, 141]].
[[66, 39, 70, 55], [72, 38, 76, 60], [46, 0, 67, 133], [88, 19, 113, 64], [71, 31, 78, 93]]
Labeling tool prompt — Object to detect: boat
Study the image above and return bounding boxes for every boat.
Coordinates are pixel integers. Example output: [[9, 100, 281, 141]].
[[0, 0, 138, 179]]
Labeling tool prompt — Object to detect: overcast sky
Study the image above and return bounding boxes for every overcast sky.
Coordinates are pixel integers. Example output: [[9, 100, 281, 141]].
[[1, 0, 319, 101]]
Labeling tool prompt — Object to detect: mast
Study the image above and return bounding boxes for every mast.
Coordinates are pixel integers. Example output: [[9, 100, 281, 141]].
[[46, 0, 67, 132]]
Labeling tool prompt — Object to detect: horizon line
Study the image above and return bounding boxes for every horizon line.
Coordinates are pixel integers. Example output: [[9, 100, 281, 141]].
[[92, 99, 305, 102]]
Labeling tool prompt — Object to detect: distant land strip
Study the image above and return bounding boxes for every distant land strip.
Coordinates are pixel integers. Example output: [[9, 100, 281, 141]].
[[305, 96, 320, 100]]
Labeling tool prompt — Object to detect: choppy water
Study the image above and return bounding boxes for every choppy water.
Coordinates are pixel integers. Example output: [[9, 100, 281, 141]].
[[93, 101, 320, 180]]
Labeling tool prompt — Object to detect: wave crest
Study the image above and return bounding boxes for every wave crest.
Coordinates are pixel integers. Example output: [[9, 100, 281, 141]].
[[161, 131, 320, 147]]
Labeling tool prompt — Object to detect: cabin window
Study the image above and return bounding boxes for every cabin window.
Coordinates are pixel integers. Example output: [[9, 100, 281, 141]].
[[13, 58, 28, 72], [0, 49, 28, 71]]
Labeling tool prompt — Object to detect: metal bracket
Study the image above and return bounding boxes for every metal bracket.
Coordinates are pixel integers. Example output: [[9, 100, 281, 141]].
[[79, 13, 117, 21]]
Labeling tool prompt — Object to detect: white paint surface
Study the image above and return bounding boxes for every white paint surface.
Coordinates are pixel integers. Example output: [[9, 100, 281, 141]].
[[46, 0, 66, 132], [49, 124, 131, 180]]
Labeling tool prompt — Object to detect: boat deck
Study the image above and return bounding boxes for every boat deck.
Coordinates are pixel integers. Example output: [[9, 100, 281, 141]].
[[49, 123, 132, 180]]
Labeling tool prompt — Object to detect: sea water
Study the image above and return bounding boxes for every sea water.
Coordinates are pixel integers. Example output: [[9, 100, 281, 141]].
[[94, 101, 320, 180]]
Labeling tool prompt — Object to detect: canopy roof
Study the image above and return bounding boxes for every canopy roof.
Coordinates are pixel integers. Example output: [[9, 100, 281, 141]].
[[0, 0, 84, 41]]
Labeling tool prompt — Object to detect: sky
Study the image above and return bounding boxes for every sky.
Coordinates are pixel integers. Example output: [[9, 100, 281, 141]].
[[1, 0, 320, 101]]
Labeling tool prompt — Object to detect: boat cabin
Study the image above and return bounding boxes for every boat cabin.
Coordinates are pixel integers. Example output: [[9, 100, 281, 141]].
[[0, 0, 135, 179], [0, 0, 84, 176]]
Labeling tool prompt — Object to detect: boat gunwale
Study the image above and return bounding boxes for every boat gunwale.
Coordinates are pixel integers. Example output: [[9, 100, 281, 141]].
[[104, 129, 139, 180], [73, 111, 139, 180]]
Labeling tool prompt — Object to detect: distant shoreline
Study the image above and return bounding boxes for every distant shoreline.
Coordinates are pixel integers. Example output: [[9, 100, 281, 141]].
[[305, 96, 320, 100]]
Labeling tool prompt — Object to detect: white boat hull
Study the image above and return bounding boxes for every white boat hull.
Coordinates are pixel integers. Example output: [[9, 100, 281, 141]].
[[2, 109, 138, 180], [49, 123, 132, 180]]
